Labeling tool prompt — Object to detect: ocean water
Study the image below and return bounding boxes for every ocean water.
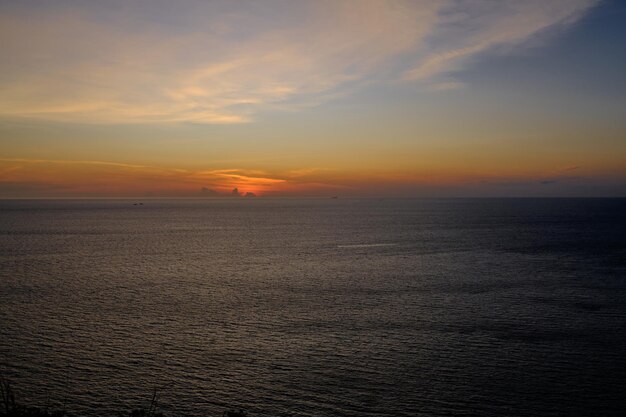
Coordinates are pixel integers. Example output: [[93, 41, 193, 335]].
[[1, 198, 625, 417]]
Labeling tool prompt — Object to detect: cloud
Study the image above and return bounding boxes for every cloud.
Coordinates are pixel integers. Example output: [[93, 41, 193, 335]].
[[0, 158, 341, 197], [404, 0, 597, 81], [1, 157, 624, 198], [0, 158, 149, 169], [200, 187, 219, 196], [0, 0, 598, 124]]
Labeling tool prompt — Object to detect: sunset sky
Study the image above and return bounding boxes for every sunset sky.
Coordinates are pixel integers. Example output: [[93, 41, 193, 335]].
[[1, 0, 624, 197]]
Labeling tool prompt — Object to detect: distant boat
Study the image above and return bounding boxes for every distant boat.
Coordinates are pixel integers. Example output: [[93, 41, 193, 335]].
[[331, 196, 338, 199]]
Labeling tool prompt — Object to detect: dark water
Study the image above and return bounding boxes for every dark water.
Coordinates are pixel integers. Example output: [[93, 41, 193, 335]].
[[1, 198, 625, 417]]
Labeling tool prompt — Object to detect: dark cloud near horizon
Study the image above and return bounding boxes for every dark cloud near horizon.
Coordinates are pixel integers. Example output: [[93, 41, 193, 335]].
[[201, 187, 220, 196], [1, 175, 625, 199]]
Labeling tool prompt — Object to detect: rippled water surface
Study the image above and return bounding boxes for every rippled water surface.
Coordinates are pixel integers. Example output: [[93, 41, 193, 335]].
[[1, 198, 625, 416]]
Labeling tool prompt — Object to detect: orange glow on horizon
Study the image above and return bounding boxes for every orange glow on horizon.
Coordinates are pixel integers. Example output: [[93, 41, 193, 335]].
[[1, 157, 623, 198]]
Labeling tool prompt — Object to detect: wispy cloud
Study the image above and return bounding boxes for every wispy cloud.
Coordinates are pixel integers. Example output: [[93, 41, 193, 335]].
[[0, 0, 598, 124], [1, 157, 623, 198], [0, 158, 150, 169], [404, 0, 597, 81], [0, 158, 342, 197]]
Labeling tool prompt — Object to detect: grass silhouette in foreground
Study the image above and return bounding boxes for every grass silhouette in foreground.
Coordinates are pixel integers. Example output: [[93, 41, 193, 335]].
[[0, 378, 248, 417]]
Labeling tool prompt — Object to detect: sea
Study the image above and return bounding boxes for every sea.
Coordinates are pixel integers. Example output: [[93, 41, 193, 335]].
[[1, 198, 625, 417]]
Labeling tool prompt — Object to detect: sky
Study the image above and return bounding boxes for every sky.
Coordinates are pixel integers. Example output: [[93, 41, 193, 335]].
[[0, 0, 625, 198]]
